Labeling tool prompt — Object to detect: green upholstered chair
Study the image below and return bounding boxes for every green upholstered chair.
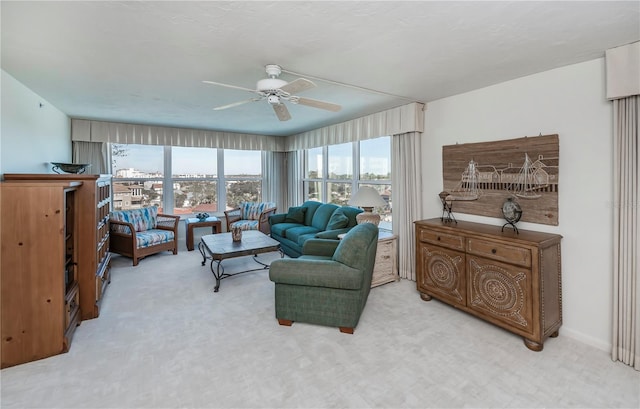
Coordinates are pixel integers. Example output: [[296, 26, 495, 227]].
[[268, 223, 379, 334]]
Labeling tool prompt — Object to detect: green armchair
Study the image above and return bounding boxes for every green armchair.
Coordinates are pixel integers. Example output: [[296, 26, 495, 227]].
[[268, 223, 379, 334]]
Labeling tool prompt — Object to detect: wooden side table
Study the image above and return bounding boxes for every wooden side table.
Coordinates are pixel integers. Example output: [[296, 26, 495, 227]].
[[372, 231, 399, 287], [185, 217, 221, 251], [338, 230, 399, 287]]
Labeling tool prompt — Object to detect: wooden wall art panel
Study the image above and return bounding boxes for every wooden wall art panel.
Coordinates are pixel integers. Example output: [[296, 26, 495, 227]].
[[442, 134, 559, 226]]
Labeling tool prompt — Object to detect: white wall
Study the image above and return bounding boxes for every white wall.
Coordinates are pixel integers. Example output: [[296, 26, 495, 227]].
[[1, 70, 71, 175], [422, 58, 613, 351]]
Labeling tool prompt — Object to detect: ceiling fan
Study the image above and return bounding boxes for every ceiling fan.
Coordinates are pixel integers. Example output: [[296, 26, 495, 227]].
[[203, 64, 342, 121]]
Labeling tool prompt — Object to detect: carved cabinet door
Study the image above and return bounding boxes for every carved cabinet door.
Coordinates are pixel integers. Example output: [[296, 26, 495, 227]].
[[417, 243, 466, 307], [467, 255, 534, 336]]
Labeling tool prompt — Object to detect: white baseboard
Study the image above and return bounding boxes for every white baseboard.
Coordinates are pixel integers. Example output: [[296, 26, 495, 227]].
[[562, 326, 611, 352]]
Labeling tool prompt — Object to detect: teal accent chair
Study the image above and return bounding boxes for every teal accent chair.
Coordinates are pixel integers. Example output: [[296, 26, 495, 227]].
[[268, 223, 379, 334]]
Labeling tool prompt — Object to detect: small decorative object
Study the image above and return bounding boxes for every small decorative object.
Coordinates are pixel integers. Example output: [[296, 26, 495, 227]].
[[195, 212, 210, 221], [348, 186, 387, 226], [51, 162, 91, 174], [502, 197, 523, 233], [231, 225, 242, 242], [439, 191, 456, 223]]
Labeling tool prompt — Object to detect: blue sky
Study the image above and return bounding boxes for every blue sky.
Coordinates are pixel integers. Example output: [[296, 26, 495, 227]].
[[112, 145, 261, 175]]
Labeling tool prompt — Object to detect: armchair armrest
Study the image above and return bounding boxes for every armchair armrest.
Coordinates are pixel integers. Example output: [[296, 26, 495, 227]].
[[315, 228, 352, 240], [224, 207, 242, 231], [259, 207, 277, 224], [269, 259, 362, 290], [302, 239, 340, 257], [258, 207, 277, 235], [156, 214, 180, 232], [109, 219, 135, 236]]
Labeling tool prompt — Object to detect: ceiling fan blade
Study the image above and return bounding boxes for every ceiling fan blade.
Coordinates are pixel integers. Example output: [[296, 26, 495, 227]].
[[213, 98, 262, 111], [203, 80, 258, 94], [279, 78, 316, 95], [294, 97, 342, 112], [272, 103, 291, 121]]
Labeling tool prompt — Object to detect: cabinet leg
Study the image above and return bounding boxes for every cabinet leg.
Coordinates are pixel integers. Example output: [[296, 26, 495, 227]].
[[550, 330, 559, 338], [420, 293, 432, 301], [523, 338, 543, 352]]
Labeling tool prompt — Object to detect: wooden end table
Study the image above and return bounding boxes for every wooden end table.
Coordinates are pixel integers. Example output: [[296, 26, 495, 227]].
[[185, 217, 222, 251]]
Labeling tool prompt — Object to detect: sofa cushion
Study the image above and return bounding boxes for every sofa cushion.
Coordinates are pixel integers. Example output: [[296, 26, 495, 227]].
[[300, 201, 323, 226], [284, 206, 306, 224], [296, 232, 319, 246], [240, 202, 275, 220], [136, 229, 174, 249], [286, 226, 321, 244], [326, 208, 349, 230], [110, 206, 158, 232], [270, 222, 303, 238], [231, 220, 259, 231], [338, 206, 364, 227], [311, 203, 339, 230]]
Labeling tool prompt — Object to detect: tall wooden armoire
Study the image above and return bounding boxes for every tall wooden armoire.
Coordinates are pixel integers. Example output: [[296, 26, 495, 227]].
[[1, 181, 82, 368]]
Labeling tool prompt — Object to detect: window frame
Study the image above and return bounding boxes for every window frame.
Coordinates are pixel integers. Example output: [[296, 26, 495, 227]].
[[110, 144, 264, 215], [302, 136, 392, 229]]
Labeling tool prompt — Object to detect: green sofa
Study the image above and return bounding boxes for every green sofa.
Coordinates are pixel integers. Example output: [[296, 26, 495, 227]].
[[268, 223, 379, 334], [268, 201, 363, 258]]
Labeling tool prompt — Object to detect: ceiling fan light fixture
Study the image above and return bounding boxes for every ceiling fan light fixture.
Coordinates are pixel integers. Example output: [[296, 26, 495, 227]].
[[267, 95, 280, 105], [256, 77, 287, 92]]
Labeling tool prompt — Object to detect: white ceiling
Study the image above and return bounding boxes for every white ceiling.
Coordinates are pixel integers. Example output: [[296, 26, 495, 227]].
[[2, 1, 639, 137]]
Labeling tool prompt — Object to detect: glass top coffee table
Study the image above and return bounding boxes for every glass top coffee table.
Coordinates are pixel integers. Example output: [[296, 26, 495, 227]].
[[198, 230, 283, 292]]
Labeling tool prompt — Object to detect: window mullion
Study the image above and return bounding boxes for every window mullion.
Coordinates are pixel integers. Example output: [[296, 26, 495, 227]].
[[322, 145, 328, 202], [164, 146, 172, 214], [217, 148, 225, 211]]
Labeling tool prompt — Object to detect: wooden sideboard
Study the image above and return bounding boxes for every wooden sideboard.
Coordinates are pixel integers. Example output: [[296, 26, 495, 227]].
[[4, 174, 113, 320], [1, 181, 81, 368], [414, 218, 562, 351]]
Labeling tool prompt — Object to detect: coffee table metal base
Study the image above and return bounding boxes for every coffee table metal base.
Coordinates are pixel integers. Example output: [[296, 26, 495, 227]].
[[198, 231, 283, 292]]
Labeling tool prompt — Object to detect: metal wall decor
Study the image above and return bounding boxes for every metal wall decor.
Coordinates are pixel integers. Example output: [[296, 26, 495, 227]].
[[442, 134, 559, 226]]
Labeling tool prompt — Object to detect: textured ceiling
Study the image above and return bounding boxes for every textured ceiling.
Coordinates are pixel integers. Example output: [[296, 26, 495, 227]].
[[2, 1, 639, 136]]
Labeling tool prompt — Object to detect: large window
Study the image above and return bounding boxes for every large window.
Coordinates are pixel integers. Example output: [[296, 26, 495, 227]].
[[305, 147, 323, 201], [224, 150, 262, 209], [303, 136, 392, 228], [172, 147, 218, 215], [112, 144, 164, 210], [111, 144, 263, 215]]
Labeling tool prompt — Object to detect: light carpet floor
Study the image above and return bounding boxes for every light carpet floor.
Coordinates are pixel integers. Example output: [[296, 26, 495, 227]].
[[1, 246, 639, 409]]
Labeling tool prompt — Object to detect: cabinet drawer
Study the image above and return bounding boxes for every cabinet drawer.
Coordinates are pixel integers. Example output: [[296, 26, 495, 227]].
[[418, 228, 464, 251], [467, 239, 531, 267]]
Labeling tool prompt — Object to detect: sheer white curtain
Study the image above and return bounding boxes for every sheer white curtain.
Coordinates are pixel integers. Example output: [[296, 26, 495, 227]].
[[262, 151, 287, 212], [72, 141, 110, 174], [262, 151, 302, 213], [611, 96, 639, 370], [285, 150, 303, 210], [607, 41, 640, 370], [392, 132, 423, 281]]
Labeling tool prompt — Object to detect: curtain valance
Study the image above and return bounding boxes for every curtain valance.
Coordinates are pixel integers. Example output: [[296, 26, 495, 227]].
[[606, 41, 640, 100], [71, 119, 287, 151], [71, 102, 425, 152], [285, 102, 425, 150]]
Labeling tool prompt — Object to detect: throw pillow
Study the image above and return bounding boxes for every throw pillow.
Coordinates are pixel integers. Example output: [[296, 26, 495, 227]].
[[326, 208, 349, 230], [285, 206, 306, 223]]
